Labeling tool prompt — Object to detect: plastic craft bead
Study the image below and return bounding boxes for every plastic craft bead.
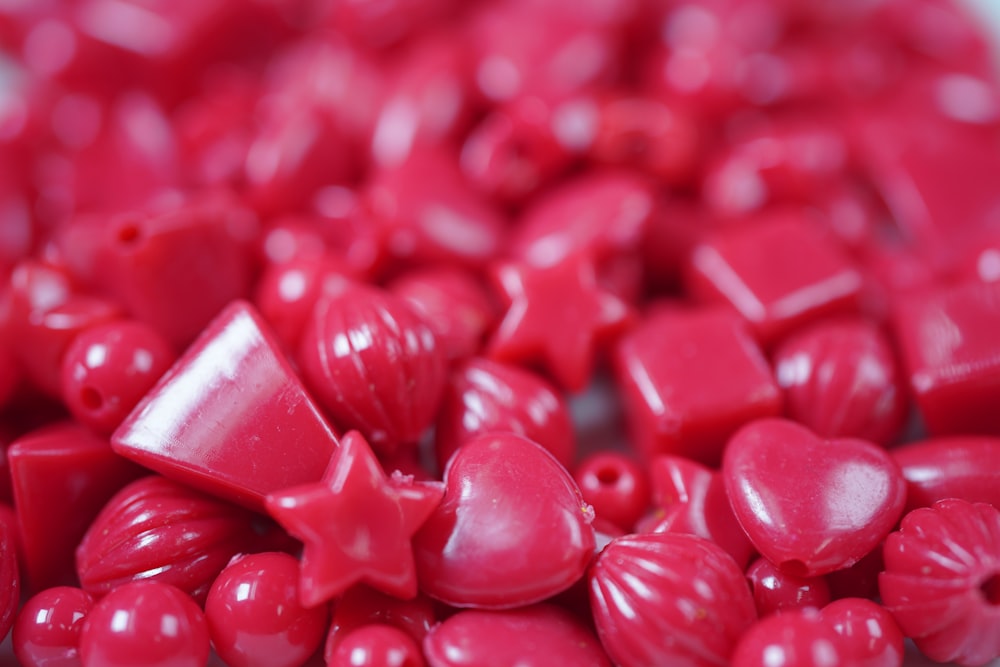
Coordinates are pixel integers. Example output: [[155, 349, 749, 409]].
[[773, 319, 906, 446], [79, 581, 210, 667], [879, 499, 1000, 666], [423, 604, 611, 667], [60, 320, 177, 435], [745, 557, 831, 617], [76, 475, 257, 604], [686, 213, 864, 345], [892, 280, 1000, 436], [13, 586, 95, 667], [206, 552, 328, 667], [434, 357, 575, 473], [613, 307, 781, 464], [573, 451, 650, 532], [0, 513, 17, 642], [297, 283, 447, 455], [413, 432, 595, 609], [325, 585, 438, 662], [9, 422, 144, 591], [820, 598, 904, 667], [590, 532, 757, 667], [112, 300, 340, 511], [328, 624, 426, 667], [891, 436, 1000, 512], [266, 430, 445, 607], [730, 608, 847, 667], [723, 418, 906, 577], [487, 254, 633, 392]]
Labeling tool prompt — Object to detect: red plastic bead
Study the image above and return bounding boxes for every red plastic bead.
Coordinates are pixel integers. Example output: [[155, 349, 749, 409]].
[[9, 423, 144, 591], [614, 307, 781, 464], [573, 451, 650, 531], [297, 283, 448, 455], [745, 556, 831, 617], [488, 255, 633, 392], [76, 475, 257, 604], [79, 581, 209, 667], [730, 608, 848, 667], [879, 499, 1000, 666], [266, 430, 445, 607], [0, 512, 17, 642], [206, 552, 328, 667], [892, 436, 1000, 512], [773, 319, 906, 446], [892, 281, 1000, 436], [325, 585, 437, 661], [413, 432, 595, 609], [328, 624, 426, 667], [434, 357, 575, 473], [723, 418, 906, 577], [820, 598, 904, 667], [112, 300, 340, 512], [590, 532, 757, 667], [423, 604, 611, 667], [686, 214, 864, 345], [13, 586, 95, 667], [60, 320, 176, 435]]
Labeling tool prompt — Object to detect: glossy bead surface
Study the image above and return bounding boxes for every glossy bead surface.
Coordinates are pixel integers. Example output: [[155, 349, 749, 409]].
[[76, 475, 256, 604], [329, 624, 426, 667], [206, 552, 328, 667], [423, 604, 610, 667], [266, 431, 445, 607], [325, 585, 437, 661], [590, 532, 757, 667], [488, 255, 633, 392], [723, 418, 906, 576], [10, 423, 144, 591], [730, 608, 847, 667], [414, 432, 595, 608], [0, 512, 17, 641], [745, 557, 831, 617], [79, 582, 209, 667], [820, 598, 904, 667], [435, 357, 575, 472], [891, 436, 1000, 512], [614, 307, 781, 464], [773, 319, 906, 446], [573, 451, 650, 531], [60, 320, 176, 435], [879, 499, 1000, 666], [13, 586, 95, 667], [112, 301, 340, 511], [686, 215, 864, 345], [892, 281, 1000, 435], [298, 284, 447, 455]]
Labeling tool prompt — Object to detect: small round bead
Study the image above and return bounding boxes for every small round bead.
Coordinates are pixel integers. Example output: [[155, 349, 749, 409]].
[[206, 552, 328, 667], [60, 320, 176, 434], [79, 581, 209, 667], [327, 624, 426, 667], [745, 557, 832, 617], [14, 586, 95, 667], [573, 451, 651, 531]]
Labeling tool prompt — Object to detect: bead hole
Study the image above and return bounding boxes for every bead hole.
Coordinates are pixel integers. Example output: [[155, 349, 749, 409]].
[[80, 386, 103, 411], [980, 573, 1000, 605], [596, 466, 620, 485], [779, 559, 809, 579]]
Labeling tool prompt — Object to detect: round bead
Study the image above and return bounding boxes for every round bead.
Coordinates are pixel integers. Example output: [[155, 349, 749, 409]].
[[328, 624, 426, 667], [745, 557, 831, 617], [13, 587, 95, 667], [60, 320, 176, 434], [573, 451, 651, 531]]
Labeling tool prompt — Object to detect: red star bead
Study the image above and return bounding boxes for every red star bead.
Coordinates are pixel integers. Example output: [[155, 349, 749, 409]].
[[265, 431, 444, 608], [487, 256, 633, 391]]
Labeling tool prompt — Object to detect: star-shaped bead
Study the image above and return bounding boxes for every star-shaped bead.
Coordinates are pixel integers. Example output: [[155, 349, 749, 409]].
[[265, 430, 444, 607], [487, 255, 634, 391]]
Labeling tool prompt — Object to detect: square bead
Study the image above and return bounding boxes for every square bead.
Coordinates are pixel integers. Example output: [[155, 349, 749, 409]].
[[613, 307, 782, 465], [112, 301, 340, 512], [685, 214, 864, 345], [893, 280, 1000, 436]]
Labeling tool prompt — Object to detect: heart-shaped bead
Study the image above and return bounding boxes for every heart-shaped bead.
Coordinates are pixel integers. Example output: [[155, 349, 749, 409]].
[[413, 432, 595, 608], [723, 418, 906, 577]]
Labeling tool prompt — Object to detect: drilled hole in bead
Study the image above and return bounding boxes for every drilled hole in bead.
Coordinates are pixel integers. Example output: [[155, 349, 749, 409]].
[[779, 559, 809, 579], [80, 386, 103, 411], [117, 223, 141, 245], [980, 573, 1000, 605], [596, 466, 620, 485]]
